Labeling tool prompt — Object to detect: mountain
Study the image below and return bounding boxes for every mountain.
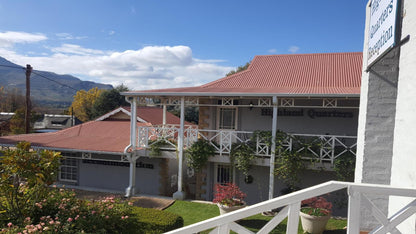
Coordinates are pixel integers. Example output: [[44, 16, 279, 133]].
[[0, 56, 113, 108]]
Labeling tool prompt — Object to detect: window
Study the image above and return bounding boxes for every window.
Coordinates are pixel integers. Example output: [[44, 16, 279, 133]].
[[59, 156, 78, 183], [218, 108, 237, 130], [215, 164, 232, 185]]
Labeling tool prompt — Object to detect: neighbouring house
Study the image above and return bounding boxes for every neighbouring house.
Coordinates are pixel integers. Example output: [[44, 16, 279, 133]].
[[120, 52, 363, 208], [0, 106, 191, 196], [33, 114, 82, 133]]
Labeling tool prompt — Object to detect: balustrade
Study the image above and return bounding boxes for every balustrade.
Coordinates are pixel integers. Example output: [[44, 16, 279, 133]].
[[136, 126, 356, 166]]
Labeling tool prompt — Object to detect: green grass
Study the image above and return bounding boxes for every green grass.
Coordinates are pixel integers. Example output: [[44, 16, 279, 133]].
[[165, 200, 219, 226], [166, 200, 347, 233]]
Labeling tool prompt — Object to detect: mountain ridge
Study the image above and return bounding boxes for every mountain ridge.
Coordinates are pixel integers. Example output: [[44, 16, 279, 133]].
[[0, 56, 113, 108]]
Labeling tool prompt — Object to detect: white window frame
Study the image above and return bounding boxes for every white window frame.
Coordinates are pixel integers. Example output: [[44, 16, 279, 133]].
[[59, 154, 78, 183], [216, 107, 238, 130]]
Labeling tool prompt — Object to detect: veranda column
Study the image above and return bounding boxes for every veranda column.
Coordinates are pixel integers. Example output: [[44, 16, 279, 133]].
[[125, 97, 138, 197], [173, 96, 186, 200], [269, 96, 278, 200], [162, 100, 167, 126]]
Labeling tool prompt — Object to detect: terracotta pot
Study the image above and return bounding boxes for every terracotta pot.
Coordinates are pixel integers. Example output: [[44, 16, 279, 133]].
[[217, 201, 246, 215], [299, 211, 331, 234]]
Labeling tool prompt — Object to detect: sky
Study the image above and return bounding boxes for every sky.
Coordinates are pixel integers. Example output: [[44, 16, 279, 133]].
[[0, 0, 368, 91]]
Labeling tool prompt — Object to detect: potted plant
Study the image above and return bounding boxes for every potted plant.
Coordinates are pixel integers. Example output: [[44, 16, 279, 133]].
[[299, 196, 333, 234], [213, 183, 247, 215]]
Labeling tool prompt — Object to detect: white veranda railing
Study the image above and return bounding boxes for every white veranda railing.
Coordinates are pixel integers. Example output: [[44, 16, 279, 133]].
[[165, 181, 416, 234], [137, 126, 356, 166]]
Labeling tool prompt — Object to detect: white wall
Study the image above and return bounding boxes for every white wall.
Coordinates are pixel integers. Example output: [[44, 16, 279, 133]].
[[389, 0, 416, 232], [78, 157, 161, 195], [240, 107, 358, 136], [357, 0, 416, 232]]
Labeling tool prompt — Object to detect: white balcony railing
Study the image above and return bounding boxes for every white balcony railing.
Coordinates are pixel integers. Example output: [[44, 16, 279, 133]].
[[137, 126, 357, 166], [165, 181, 416, 234]]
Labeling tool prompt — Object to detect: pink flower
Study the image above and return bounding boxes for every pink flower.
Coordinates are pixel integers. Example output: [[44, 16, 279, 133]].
[[67, 217, 73, 222], [7, 222, 12, 227], [105, 216, 109, 219], [91, 210, 96, 215]]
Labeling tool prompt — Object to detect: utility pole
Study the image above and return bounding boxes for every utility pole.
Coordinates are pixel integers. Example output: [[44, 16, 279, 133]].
[[25, 64, 32, 134]]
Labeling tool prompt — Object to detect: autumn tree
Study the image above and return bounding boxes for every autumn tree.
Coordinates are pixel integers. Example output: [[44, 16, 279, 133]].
[[68, 87, 102, 122], [90, 84, 129, 119]]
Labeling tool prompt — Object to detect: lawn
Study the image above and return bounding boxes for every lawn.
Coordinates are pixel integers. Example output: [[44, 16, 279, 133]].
[[166, 200, 347, 233]]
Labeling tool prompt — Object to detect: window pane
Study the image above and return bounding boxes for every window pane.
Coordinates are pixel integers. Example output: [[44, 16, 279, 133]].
[[220, 108, 236, 129]]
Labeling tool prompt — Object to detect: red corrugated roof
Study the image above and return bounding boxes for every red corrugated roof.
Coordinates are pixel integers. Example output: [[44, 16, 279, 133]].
[[0, 121, 143, 153], [0, 107, 190, 153], [123, 106, 190, 125], [125, 52, 362, 96]]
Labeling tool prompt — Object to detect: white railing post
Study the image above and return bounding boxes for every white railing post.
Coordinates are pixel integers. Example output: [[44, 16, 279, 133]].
[[347, 186, 361, 234], [286, 201, 301, 233]]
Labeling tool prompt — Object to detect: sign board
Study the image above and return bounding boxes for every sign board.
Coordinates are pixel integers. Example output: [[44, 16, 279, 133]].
[[367, 0, 399, 66]]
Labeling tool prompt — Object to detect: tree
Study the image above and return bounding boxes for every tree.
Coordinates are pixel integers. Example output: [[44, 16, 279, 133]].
[[90, 84, 129, 119], [226, 61, 251, 76], [68, 87, 102, 122], [0, 87, 25, 112]]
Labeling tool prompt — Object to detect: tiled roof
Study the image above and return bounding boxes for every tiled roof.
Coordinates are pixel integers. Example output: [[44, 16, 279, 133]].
[[124, 52, 362, 96]]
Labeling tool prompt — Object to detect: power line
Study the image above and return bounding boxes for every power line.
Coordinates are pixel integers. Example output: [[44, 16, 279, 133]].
[[0, 63, 103, 99], [31, 70, 79, 93]]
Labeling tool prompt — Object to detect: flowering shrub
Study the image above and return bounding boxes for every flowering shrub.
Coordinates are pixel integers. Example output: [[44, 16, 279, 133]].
[[301, 196, 333, 216], [0, 142, 61, 225], [1, 142, 184, 233], [213, 183, 246, 207]]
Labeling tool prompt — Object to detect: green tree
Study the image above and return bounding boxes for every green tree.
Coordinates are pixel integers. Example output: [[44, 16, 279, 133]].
[[90, 84, 129, 119], [68, 87, 102, 122], [226, 61, 251, 76]]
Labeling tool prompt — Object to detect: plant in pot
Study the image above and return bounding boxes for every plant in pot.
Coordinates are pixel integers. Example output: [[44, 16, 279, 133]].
[[299, 196, 333, 234], [213, 183, 247, 215]]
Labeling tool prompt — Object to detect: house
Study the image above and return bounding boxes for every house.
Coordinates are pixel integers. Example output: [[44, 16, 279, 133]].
[[33, 114, 82, 133], [0, 106, 190, 196], [120, 52, 363, 206]]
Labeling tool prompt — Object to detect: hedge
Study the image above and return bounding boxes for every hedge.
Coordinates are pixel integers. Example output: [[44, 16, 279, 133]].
[[129, 206, 184, 233]]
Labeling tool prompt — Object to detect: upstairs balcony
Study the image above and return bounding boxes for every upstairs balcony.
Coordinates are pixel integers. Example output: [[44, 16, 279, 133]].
[[136, 125, 357, 167]]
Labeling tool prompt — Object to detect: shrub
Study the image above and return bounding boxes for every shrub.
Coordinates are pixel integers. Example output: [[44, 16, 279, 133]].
[[0, 142, 61, 225], [130, 206, 184, 233], [213, 183, 246, 207]]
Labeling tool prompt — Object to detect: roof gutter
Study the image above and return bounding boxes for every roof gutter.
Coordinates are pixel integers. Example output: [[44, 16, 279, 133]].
[[0, 143, 126, 156], [121, 91, 360, 98]]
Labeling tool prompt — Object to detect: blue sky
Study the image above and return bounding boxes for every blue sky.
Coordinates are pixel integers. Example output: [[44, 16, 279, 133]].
[[0, 0, 367, 90]]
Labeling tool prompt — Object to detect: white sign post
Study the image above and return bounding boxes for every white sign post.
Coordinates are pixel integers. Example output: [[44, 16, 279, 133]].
[[367, 0, 398, 66]]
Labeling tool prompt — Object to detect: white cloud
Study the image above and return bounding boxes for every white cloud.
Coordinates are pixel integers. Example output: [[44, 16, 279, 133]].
[[51, 44, 105, 56], [268, 48, 277, 53], [0, 31, 47, 47], [288, 46, 300, 53], [0, 34, 233, 90], [56, 33, 87, 40], [108, 30, 115, 36]]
